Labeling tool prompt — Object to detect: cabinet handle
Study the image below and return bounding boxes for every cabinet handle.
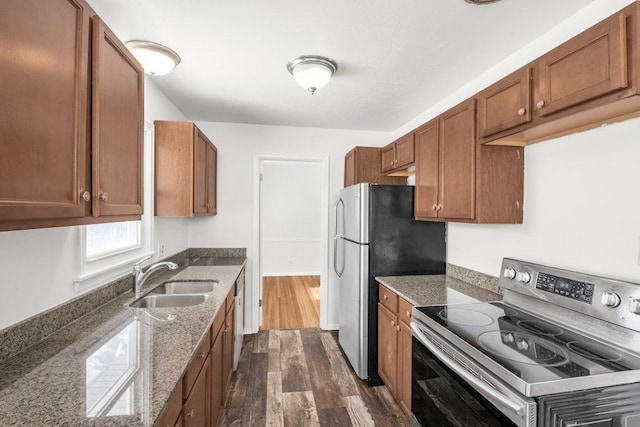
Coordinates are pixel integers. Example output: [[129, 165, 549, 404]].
[[518, 108, 526, 116], [81, 191, 91, 202], [536, 100, 545, 109], [187, 409, 194, 417], [99, 192, 109, 202]]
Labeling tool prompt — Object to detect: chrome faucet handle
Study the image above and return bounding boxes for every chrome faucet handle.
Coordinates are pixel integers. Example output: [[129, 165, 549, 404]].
[[133, 255, 153, 273]]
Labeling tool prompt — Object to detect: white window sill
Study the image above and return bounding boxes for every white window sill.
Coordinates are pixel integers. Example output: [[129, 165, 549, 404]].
[[74, 250, 156, 293]]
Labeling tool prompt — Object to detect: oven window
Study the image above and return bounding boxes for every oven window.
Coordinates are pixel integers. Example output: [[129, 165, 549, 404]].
[[411, 336, 516, 426]]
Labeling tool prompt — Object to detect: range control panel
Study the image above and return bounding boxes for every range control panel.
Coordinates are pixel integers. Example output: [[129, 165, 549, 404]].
[[535, 272, 594, 304]]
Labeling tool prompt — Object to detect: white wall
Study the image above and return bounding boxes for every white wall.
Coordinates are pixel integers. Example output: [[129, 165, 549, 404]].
[[261, 162, 322, 276], [0, 78, 189, 331], [188, 122, 391, 330], [396, 0, 640, 282]]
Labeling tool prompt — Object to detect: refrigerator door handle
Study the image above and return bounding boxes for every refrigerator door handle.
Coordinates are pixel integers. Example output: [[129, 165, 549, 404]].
[[334, 198, 345, 276]]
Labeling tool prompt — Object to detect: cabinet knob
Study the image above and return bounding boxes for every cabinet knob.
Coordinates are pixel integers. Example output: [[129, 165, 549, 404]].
[[536, 100, 545, 109], [391, 320, 395, 326], [99, 192, 109, 202], [518, 108, 526, 116], [432, 204, 437, 211], [436, 205, 442, 211], [81, 191, 91, 202], [406, 311, 411, 318], [396, 325, 400, 332], [200, 351, 206, 359], [187, 409, 195, 417], [383, 294, 388, 300]]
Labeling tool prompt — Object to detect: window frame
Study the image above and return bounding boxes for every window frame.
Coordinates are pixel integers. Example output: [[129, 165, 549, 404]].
[[74, 120, 156, 292]]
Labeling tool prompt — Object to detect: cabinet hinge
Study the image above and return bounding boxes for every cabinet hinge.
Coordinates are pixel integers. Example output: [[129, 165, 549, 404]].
[[259, 299, 263, 307], [260, 173, 263, 181]]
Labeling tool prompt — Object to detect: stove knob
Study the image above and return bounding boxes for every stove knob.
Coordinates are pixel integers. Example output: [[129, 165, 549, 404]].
[[601, 292, 621, 308], [503, 332, 515, 343], [503, 268, 516, 280], [516, 271, 531, 284], [516, 338, 530, 351], [629, 298, 640, 315]]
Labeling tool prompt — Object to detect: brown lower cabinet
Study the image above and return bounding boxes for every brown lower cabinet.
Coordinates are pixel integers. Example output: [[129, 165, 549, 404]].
[[156, 286, 235, 427], [377, 283, 413, 417]]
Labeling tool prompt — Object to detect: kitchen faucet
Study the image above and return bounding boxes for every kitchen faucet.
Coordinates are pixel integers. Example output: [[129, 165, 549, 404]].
[[132, 255, 178, 295]]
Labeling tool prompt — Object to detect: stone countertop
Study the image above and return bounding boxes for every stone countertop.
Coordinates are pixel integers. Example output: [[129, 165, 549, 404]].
[[375, 274, 502, 306], [0, 257, 245, 426]]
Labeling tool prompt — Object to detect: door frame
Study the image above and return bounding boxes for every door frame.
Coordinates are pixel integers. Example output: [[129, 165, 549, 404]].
[[251, 154, 330, 332]]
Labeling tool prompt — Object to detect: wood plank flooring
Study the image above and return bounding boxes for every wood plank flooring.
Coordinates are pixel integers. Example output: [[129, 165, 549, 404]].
[[221, 329, 409, 426], [261, 276, 320, 330]]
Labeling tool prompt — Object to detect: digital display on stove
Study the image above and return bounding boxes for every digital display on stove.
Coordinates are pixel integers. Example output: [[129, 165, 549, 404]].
[[536, 272, 594, 304]]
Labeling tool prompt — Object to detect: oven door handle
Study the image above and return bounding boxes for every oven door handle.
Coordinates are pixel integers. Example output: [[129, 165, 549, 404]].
[[411, 323, 525, 416]]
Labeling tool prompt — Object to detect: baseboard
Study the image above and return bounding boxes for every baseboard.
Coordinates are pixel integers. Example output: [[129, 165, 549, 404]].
[[325, 323, 339, 331], [262, 272, 321, 277]]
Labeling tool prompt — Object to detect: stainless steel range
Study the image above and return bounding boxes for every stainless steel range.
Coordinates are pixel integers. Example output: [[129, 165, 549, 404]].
[[411, 258, 640, 427]]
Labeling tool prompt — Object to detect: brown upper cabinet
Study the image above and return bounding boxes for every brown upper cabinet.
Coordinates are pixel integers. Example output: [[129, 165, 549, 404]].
[[415, 99, 524, 224], [0, 0, 144, 232], [483, 4, 640, 145], [344, 147, 405, 187], [381, 133, 415, 174], [155, 121, 218, 217]]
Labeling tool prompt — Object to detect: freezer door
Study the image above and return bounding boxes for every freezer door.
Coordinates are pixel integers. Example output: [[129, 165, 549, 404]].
[[340, 183, 369, 244], [338, 238, 369, 380]]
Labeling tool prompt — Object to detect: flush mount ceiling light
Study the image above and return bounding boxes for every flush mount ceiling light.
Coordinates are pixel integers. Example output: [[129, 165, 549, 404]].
[[125, 40, 181, 76], [286, 55, 338, 95], [464, 0, 501, 4]]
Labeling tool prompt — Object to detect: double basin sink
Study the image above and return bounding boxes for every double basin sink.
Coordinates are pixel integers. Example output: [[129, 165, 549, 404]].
[[129, 280, 218, 308]]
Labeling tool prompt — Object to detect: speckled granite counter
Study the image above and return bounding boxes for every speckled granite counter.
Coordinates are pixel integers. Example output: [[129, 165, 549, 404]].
[[0, 258, 245, 426], [375, 275, 502, 306]]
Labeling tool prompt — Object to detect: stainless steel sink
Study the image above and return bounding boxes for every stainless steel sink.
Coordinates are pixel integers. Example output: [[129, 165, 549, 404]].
[[149, 280, 218, 295], [129, 294, 208, 308]]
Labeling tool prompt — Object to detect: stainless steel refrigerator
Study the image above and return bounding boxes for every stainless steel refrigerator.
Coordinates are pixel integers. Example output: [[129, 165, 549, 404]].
[[334, 183, 446, 385]]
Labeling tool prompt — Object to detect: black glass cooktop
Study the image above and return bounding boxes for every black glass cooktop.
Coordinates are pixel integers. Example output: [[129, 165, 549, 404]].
[[415, 302, 640, 385]]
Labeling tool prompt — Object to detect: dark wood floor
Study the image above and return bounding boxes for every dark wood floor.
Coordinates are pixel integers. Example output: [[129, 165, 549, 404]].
[[221, 329, 409, 426], [261, 276, 320, 330]]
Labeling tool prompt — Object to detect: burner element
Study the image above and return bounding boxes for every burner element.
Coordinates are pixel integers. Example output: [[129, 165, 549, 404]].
[[437, 308, 494, 327], [477, 331, 569, 367], [516, 320, 564, 337], [567, 341, 623, 362]]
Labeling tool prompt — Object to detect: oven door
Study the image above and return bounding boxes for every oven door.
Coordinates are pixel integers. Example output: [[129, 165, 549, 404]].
[[411, 322, 536, 427]]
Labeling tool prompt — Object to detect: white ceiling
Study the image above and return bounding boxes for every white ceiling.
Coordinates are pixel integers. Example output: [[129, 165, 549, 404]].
[[88, 0, 597, 131]]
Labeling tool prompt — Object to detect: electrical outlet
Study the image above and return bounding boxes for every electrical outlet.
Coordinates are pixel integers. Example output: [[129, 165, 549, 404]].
[[157, 244, 165, 257]]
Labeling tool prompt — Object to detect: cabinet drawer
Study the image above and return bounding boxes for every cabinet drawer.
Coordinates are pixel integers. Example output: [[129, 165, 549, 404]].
[[379, 284, 398, 313], [156, 379, 183, 427], [182, 331, 211, 398], [225, 286, 235, 313], [398, 297, 413, 326]]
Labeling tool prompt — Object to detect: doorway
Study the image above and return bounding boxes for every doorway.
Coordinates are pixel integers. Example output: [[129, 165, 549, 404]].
[[252, 155, 329, 331]]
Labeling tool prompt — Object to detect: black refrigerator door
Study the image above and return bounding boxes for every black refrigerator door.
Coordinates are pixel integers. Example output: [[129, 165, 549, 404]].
[[369, 185, 446, 276]]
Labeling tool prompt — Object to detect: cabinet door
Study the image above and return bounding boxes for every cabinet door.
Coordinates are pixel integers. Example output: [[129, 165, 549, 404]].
[[0, 0, 90, 222], [478, 67, 531, 137], [344, 149, 356, 187], [210, 329, 224, 427], [222, 304, 235, 391], [439, 99, 476, 220], [193, 130, 208, 215], [414, 120, 439, 220], [183, 354, 211, 427], [536, 13, 627, 117], [381, 143, 396, 173], [206, 143, 217, 215], [397, 320, 412, 416], [377, 303, 398, 397], [395, 134, 415, 169], [92, 17, 144, 217]]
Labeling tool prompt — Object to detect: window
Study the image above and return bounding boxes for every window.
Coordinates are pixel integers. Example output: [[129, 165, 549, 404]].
[[75, 121, 155, 292]]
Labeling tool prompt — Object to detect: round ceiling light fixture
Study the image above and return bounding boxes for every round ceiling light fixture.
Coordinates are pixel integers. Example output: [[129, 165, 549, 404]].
[[286, 55, 338, 95], [125, 40, 181, 76], [464, 0, 501, 4]]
